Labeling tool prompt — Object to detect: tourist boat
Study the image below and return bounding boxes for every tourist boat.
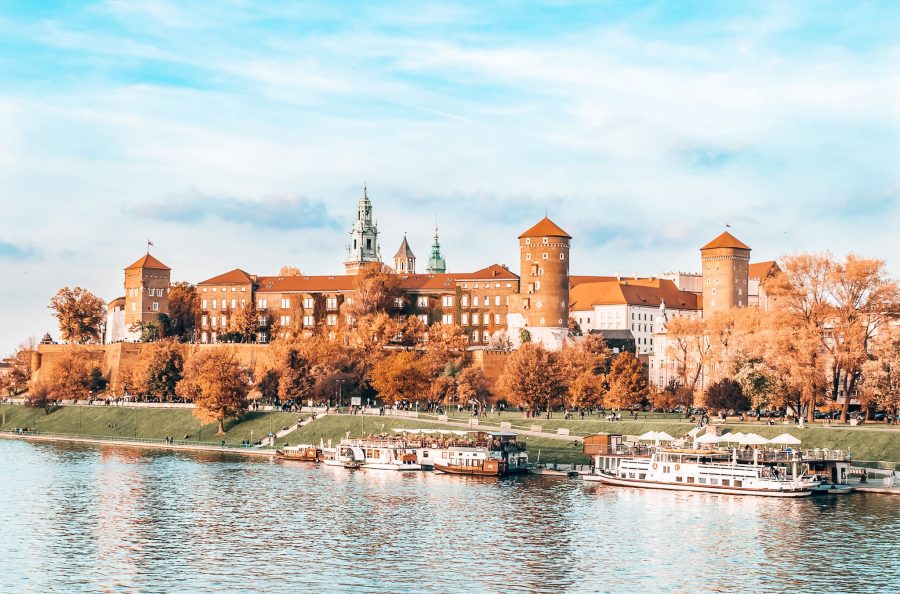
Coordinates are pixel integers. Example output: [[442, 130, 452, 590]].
[[275, 444, 321, 462], [584, 449, 813, 497], [325, 438, 423, 471], [432, 431, 529, 477]]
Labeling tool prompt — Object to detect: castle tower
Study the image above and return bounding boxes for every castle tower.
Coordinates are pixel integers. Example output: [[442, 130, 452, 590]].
[[507, 216, 571, 350], [700, 230, 750, 317], [344, 184, 382, 274], [123, 252, 171, 333], [425, 223, 447, 274], [393, 235, 416, 274]]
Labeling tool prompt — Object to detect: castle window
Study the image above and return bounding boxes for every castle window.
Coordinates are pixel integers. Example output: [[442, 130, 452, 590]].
[[241, 299, 246, 308], [280, 315, 290, 326], [525, 253, 531, 260], [221, 315, 227, 326], [472, 313, 480, 325], [212, 288, 217, 292], [442, 314, 453, 325], [539, 318, 545, 325], [417, 297, 428, 308], [560, 253, 565, 260], [327, 315, 338, 326], [494, 295, 500, 306], [231, 299, 237, 308], [366, 239, 372, 249], [418, 314, 428, 325], [525, 238, 531, 245], [211, 317, 218, 327], [494, 313, 500, 324], [303, 298, 314, 309], [152, 302, 159, 311], [281, 299, 290, 309], [461, 313, 469, 325], [257, 298, 267, 309], [536, 300, 542, 308], [506, 283, 512, 288], [202, 300, 208, 309], [201, 332, 208, 343], [231, 287, 237, 292], [304, 315, 315, 327], [327, 298, 338, 309], [212, 300, 218, 309], [202, 288, 207, 293], [535, 281, 541, 291], [472, 331, 479, 342], [394, 297, 404, 308], [542, 253, 548, 260], [131, 302, 136, 311], [241, 287, 246, 292]]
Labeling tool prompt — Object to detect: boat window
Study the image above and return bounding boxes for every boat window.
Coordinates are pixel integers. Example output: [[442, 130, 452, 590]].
[[710, 479, 718, 485], [629, 473, 635, 479], [675, 477, 682, 482], [734, 480, 742, 487], [639, 474, 646, 480], [687, 477, 695, 483], [722, 479, 730, 486], [423, 451, 429, 458], [699, 478, 706, 484]]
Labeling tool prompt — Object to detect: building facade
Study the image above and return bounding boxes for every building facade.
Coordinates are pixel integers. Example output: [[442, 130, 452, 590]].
[[107, 253, 171, 342], [700, 231, 751, 316]]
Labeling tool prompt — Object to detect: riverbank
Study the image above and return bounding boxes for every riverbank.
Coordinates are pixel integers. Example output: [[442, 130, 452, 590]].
[[1, 404, 898, 467]]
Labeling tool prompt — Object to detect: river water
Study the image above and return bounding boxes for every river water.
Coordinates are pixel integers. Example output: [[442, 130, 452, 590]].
[[1, 440, 897, 594]]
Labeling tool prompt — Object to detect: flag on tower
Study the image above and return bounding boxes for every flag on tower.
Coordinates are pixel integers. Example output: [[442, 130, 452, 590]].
[[147, 239, 154, 253]]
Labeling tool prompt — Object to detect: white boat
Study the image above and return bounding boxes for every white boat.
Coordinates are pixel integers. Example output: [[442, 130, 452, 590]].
[[584, 449, 813, 497], [330, 438, 423, 471], [322, 445, 362, 469]]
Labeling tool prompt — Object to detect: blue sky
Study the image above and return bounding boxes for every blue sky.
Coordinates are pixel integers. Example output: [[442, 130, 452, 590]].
[[1, 1, 898, 353]]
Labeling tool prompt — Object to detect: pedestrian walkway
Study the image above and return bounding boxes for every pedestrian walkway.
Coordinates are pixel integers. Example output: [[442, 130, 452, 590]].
[[257, 413, 327, 447]]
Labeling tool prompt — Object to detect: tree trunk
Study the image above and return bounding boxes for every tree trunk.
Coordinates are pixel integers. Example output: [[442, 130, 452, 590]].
[[839, 372, 851, 423], [217, 418, 225, 435]]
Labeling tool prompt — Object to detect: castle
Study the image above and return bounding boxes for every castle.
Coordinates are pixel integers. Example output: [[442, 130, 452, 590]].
[[105, 188, 778, 370]]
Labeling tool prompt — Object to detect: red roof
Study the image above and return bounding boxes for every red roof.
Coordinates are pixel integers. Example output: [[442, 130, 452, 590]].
[[458, 264, 519, 281], [701, 231, 750, 251], [125, 254, 170, 270], [570, 278, 700, 311], [748, 260, 779, 279], [393, 236, 415, 260], [198, 268, 255, 285], [518, 217, 571, 239], [256, 275, 356, 293]]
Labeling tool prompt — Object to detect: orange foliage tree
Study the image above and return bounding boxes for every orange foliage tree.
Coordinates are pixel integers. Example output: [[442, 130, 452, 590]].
[[369, 350, 432, 405], [604, 351, 648, 410], [177, 347, 250, 434], [48, 287, 107, 344], [47, 348, 100, 401], [496, 343, 564, 417]]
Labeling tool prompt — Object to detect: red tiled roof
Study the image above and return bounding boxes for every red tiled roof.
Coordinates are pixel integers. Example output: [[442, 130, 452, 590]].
[[749, 260, 779, 279], [701, 231, 750, 250], [198, 268, 256, 285], [125, 254, 170, 270], [518, 217, 571, 239], [256, 275, 356, 293], [458, 264, 519, 281], [570, 275, 654, 288], [570, 278, 700, 311]]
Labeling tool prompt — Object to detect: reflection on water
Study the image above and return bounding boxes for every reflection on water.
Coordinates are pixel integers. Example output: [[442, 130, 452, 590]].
[[1, 440, 897, 593]]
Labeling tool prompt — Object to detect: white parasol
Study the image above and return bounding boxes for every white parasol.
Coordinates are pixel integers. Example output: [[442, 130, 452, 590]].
[[740, 433, 770, 446], [695, 433, 721, 445], [769, 433, 801, 446], [720, 432, 746, 443], [638, 431, 660, 441], [656, 432, 676, 442]]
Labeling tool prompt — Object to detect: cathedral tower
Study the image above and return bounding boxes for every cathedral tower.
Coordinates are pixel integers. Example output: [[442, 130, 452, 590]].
[[123, 252, 171, 331], [425, 223, 447, 274], [507, 216, 571, 350], [700, 230, 750, 317], [393, 235, 416, 273], [344, 185, 382, 274]]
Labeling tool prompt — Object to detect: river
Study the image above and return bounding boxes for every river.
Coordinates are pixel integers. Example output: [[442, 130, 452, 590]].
[[0, 440, 897, 593]]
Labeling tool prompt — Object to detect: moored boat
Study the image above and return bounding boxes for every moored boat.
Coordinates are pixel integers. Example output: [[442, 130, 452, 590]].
[[432, 431, 529, 477], [276, 444, 322, 462], [327, 437, 423, 471], [583, 449, 813, 497]]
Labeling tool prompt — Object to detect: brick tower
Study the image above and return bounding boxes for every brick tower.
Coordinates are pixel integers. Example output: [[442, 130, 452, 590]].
[[123, 252, 171, 334], [393, 235, 416, 273], [507, 216, 571, 350], [700, 230, 750, 317]]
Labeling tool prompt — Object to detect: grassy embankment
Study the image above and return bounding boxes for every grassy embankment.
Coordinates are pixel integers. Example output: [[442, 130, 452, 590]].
[[0, 404, 301, 445], [2, 404, 897, 466]]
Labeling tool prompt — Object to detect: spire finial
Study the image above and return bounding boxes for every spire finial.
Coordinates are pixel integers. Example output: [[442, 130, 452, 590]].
[[364, 181, 367, 198]]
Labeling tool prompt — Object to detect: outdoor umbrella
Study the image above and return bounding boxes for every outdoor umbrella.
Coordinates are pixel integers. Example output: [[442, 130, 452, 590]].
[[656, 432, 676, 442], [695, 433, 721, 445], [721, 432, 745, 443], [769, 433, 801, 446], [741, 433, 770, 446], [638, 431, 660, 441]]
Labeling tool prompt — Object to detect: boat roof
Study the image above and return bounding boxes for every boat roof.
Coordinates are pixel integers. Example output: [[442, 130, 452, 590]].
[[485, 431, 517, 438]]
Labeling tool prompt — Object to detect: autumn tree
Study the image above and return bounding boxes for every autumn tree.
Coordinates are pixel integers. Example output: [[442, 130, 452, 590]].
[[177, 347, 250, 434], [605, 352, 647, 410], [2, 344, 33, 396], [47, 349, 99, 401], [272, 336, 320, 403], [233, 301, 259, 343], [456, 366, 491, 412], [559, 335, 610, 409], [369, 350, 431, 405], [429, 375, 457, 407], [49, 287, 107, 344], [664, 316, 710, 410], [279, 265, 302, 277], [168, 282, 200, 341], [496, 343, 564, 417], [647, 382, 679, 411], [704, 378, 749, 413], [341, 265, 401, 322], [860, 327, 900, 418], [25, 383, 54, 412], [423, 322, 468, 373], [141, 338, 184, 401]]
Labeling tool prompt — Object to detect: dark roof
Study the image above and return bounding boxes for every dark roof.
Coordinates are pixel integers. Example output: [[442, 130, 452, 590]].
[[393, 236, 416, 260]]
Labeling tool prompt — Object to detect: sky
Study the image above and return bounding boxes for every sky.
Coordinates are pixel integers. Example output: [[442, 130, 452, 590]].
[[1, 0, 898, 354]]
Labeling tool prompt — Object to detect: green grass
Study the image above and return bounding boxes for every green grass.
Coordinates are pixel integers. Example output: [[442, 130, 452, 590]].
[[0, 404, 300, 446]]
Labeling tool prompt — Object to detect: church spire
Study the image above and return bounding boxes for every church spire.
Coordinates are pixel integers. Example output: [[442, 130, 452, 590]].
[[344, 184, 382, 274], [426, 220, 447, 274]]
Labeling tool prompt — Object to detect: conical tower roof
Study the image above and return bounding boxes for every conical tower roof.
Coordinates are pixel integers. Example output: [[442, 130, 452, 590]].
[[393, 235, 415, 260], [701, 231, 750, 250], [519, 216, 571, 239]]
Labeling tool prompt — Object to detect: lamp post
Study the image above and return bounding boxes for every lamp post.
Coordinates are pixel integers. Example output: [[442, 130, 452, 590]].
[[337, 379, 345, 412]]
